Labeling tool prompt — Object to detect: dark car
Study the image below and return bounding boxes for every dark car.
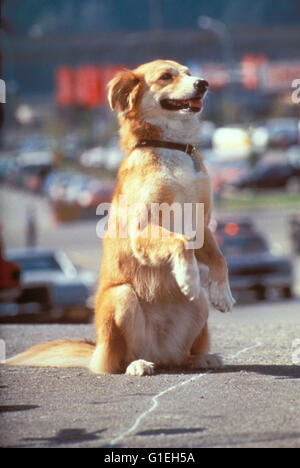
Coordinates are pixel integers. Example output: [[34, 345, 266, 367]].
[[0, 158, 18, 183], [216, 231, 293, 301], [0, 248, 96, 323], [267, 118, 299, 148], [233, 163, 300, 191], [214, 217, 255, 235]]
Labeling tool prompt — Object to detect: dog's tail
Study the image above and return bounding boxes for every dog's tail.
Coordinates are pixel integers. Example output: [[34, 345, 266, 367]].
[[3, 339, 95, 368]]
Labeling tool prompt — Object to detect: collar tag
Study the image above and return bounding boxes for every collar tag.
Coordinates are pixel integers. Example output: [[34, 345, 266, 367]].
[[186, 145, 201, 172], [191, 155, 201, 172], [136, 140, 202, 173]]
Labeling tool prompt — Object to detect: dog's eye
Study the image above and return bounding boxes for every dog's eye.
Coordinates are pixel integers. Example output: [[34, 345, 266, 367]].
[[159, 72, 173, 81]]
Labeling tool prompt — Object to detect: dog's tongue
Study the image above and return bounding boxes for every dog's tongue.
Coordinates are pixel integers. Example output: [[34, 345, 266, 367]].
[[187, 98, 202, 109]]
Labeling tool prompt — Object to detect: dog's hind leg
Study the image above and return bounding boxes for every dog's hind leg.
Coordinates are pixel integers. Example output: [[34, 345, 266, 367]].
[[184, 299, 225, 371], [190, 322, 210, 356], [90, 284, 155, 375], [89, 286, 128, 374], [185, 327, 225, 370]]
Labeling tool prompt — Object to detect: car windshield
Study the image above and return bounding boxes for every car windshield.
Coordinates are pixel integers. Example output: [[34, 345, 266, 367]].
[[253, 165, 273, 176], [20, 139, 52, 152], [220, 235, 268, 257], [8, 255, 62, 273]]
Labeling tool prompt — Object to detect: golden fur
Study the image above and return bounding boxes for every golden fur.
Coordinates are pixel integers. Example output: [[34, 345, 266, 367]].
[[4, 60, 235, 375]]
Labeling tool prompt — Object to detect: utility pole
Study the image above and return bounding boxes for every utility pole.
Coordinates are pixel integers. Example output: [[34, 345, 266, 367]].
[[198, 16, 237, 124], [197, 16, 236, 83]]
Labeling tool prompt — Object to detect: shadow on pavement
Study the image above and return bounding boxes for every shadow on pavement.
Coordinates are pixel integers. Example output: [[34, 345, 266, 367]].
[[161, 365, 300, 379], [137, 427, 206, 436], [0, 404, 39, 413], [22, 428, 106, 446], [220, 364, 300, 379]]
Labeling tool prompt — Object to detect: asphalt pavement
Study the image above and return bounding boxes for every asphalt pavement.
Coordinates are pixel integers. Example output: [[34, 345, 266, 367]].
[[1, 188, 300, 448], [1, 299, 300, 448]]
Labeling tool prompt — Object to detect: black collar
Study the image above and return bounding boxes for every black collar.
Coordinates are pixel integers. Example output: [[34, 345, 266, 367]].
[[135, 139, 201, 172]]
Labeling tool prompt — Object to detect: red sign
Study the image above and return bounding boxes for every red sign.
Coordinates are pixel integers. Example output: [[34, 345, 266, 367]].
[[241, 54, 268, 90], [55, 67, 75, 107], [75, 66, 103, 108], [261, 62, 300, 91], [55, 64, 130, 107], [101, 65, 127, 105]]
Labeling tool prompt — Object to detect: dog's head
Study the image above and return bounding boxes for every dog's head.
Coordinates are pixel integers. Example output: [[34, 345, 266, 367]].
[[108, 60, 208, 121]]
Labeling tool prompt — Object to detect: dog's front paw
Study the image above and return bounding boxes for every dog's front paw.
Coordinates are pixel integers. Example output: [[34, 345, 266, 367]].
[[209, 280, 236, 313], [126, 359, 155, 376], [172, 253, 201, 301]]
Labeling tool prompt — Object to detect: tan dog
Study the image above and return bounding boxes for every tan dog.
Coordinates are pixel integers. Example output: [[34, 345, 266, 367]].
[[4, 60, 235, 376]]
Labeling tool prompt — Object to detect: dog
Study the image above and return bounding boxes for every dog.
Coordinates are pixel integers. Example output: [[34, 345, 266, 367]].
[[4, 60, 235, 376]]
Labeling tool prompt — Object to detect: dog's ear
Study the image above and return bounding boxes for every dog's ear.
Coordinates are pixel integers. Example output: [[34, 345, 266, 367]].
[[107, 70, 141, 113]]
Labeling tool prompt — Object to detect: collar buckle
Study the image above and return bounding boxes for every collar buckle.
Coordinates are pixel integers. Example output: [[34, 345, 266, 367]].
[[185, 144, 197, 157]]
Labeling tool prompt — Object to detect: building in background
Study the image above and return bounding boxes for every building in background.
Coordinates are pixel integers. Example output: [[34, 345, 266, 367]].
[[1, 0, 300, 141]]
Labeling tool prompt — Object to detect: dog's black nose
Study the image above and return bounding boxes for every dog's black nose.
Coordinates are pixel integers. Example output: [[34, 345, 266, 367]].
[[194, 79, 209, 94]]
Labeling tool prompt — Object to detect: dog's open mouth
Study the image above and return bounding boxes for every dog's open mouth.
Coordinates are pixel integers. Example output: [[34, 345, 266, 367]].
[[160, 97, 202, 112]]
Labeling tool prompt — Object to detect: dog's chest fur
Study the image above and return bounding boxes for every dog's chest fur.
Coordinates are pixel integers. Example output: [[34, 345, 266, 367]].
[[127, 146, 210, 207], [157, 148, 207, 185], [127, 297, 206, 366]]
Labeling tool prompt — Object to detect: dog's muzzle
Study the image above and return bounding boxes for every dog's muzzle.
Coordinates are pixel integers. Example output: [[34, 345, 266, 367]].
[[160, 80, 209, 113]]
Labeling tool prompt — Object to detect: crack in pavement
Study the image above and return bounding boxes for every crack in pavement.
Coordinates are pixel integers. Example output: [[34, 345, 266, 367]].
[[109, 338, 263, 446]]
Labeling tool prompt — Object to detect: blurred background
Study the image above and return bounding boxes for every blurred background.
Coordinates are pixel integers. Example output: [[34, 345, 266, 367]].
[[0, 0, 299, 323]]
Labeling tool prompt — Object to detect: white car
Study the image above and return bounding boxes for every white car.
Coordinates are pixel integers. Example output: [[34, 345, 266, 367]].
[[2, 248, 96, 323]]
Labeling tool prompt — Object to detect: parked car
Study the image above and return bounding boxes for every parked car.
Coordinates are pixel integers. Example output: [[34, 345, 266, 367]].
[[212, 217, 255, 235], [289, 214, 300, 255], [205, 157, 248, 194], [42, 171, 73, 200], [1, 248, 96, 323], [197, 120, 216, 149], [77, 179, 115, 208], [266, 118, 299, 148], [59, 135, 86, 161], [20, 163, 53, 193], [0, 158, 18, 183], [216, 230, 293, 301], [80, 144, 123, 171], [233, 163, 300, 192], [80, 146, 108, 169], [45, 171, 115, 222]]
